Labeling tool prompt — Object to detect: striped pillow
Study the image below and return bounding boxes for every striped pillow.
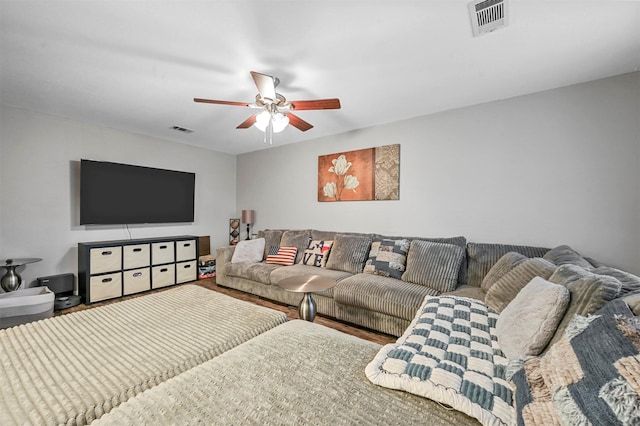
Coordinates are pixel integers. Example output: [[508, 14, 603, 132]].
[[266, 246, 298, 266], [401, 240, 465, 293]]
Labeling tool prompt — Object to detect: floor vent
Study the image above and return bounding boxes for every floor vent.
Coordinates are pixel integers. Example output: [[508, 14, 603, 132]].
[[469, 0, 508, 37], [171, 125, 194, 134]]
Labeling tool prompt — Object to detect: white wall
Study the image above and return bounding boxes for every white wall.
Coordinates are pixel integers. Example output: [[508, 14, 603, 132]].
[[0, 106, 237, 288], [237, 72, 640, 275]]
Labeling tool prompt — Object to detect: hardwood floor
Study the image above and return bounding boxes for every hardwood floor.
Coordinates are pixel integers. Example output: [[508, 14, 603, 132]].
[[57, 277, 397, 345]]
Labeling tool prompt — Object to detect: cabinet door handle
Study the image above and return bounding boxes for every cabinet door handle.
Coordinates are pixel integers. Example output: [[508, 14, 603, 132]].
[[101, 251, 112, 256], [133, 248, 142, 252], [160, 268, 168, 273], [102, 277, 113, 283], [133, 272, 142, 277], [183, 264, 191, 269], [159, 245, 168, 250], [183, 243, 191, 247]]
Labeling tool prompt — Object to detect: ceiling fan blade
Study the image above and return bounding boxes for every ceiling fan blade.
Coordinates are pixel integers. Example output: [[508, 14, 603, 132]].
[[250, 71, 276, 101], [290, 98, 341, 110], [194, 98, 250, 107], [288, 113, 314, 132], [236, 114, 257, 129]]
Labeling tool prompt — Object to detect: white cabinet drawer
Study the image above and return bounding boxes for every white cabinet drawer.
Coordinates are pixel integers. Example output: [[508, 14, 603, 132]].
[[123, 244, 150, 270], [176, 240, 196, 262], [152, 264, 175, 289], [123, 267, 150, 295], [152, 241, 175, 265], [90, 247, 122, 274], [176, 260, 197, 284], [89, 272, 122, 303]]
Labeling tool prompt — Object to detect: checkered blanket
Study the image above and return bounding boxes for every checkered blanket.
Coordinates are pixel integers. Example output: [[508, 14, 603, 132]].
[[366, 296, 514, 426]]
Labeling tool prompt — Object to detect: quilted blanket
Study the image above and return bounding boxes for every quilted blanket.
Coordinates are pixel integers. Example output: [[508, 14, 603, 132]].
[[0, 284, 287, 425], [366, 296, 513, 426]]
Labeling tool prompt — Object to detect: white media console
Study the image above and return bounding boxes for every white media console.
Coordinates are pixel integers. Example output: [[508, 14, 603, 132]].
[[78, 235, 198, 304]]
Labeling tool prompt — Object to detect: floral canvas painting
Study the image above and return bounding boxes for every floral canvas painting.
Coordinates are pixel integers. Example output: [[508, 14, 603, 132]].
[[318, 144, 399, 202]]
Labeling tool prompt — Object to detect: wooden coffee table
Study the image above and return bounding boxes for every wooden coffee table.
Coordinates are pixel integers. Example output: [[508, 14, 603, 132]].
[[278, 274, 337, 321]]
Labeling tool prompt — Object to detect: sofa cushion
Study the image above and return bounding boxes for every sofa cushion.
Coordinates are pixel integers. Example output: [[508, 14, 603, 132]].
[[591, 265, 640, 297], [543, 244, 594, 269], [280, 230, 311, 263], [334, 274, 440, 320], [481, 252, 528, 292], [225, 262, 280, 285], [546, 264, 622, 347], [260, 230, 284, 259], [440, 285, 486, 302], [496, 277, 570, 360], [376, 234, 468, 283], [270, 264, 353, 298], [401, 240, 465, 293], [325, 234, 372, 274], [230, 238, 265, 263], [363, 238, 410, 280], [265, 246, 298, 266], [510, 299, 639, 426], [311, 229, 338, 241], [466, 243, 549, 288], [300, 240, 333, 267], [484, 258, 557, 313]]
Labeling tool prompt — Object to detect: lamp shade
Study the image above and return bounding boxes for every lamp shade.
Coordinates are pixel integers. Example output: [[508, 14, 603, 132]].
[[241, 209, 255, 225]]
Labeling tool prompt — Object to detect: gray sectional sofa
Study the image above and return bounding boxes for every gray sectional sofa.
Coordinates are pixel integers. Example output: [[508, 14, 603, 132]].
[[217, 229, 550, 336]]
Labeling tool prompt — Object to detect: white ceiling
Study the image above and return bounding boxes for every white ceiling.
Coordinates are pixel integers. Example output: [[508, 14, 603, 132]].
[[1, 1, 639, 155]]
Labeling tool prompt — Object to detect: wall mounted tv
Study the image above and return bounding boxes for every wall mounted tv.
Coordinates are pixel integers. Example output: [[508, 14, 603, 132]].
[[80, 159, 195, 225]]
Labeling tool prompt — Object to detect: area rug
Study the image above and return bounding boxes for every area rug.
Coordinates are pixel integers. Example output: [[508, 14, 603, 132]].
[[0, 284, 287, 425]]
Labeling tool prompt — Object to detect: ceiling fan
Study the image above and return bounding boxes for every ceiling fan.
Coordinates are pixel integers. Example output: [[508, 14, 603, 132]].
[[194, 71, 341, 143]]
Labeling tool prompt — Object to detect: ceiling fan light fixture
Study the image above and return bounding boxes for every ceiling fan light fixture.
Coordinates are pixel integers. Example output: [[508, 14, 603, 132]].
[[254, 110, 271, 131], [272, 112, 289, 133]]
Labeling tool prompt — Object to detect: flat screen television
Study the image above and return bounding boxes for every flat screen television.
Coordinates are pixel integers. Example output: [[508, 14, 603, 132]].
[[80, 159, 195, 225]]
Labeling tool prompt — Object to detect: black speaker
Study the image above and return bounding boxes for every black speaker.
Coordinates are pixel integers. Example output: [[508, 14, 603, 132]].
[[37, 273, 81, 310]]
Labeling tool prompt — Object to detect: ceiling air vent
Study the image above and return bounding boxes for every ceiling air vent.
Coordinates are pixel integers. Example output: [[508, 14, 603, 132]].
[[468, 0, 508, 37], [171, 125, 194, 134]]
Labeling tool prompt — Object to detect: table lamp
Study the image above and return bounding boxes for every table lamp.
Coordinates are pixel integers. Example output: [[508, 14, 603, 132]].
[[241, 210, 255, 240]]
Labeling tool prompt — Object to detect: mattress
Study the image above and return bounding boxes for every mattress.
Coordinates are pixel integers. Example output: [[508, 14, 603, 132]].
[[0, 284, 288, 425], [94, 320, 480, 426]]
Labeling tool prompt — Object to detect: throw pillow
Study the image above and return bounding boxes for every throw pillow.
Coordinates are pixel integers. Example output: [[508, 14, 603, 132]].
[[543, 244, 594, 269], [230, 238, 265, 263], [363, 238, 410, 279], [484, 258, 557, 313], [510, 299, 639, 426], [496, 276, 570, 360], [481, 252, 528, 292], [300, 240, 333, 267], [401, 240, 465, 293], [265, 246, 298, 266], [261, 230, 284, 259], [325, 234, 372, 274]]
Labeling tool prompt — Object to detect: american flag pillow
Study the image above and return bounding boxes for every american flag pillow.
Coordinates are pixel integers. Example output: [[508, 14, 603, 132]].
[[265, 246, 298, 266]]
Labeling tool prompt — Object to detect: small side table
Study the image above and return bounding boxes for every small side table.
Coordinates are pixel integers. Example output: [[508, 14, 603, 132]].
[[278, 274, 337, 322], [0, 258, 42, 292]]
